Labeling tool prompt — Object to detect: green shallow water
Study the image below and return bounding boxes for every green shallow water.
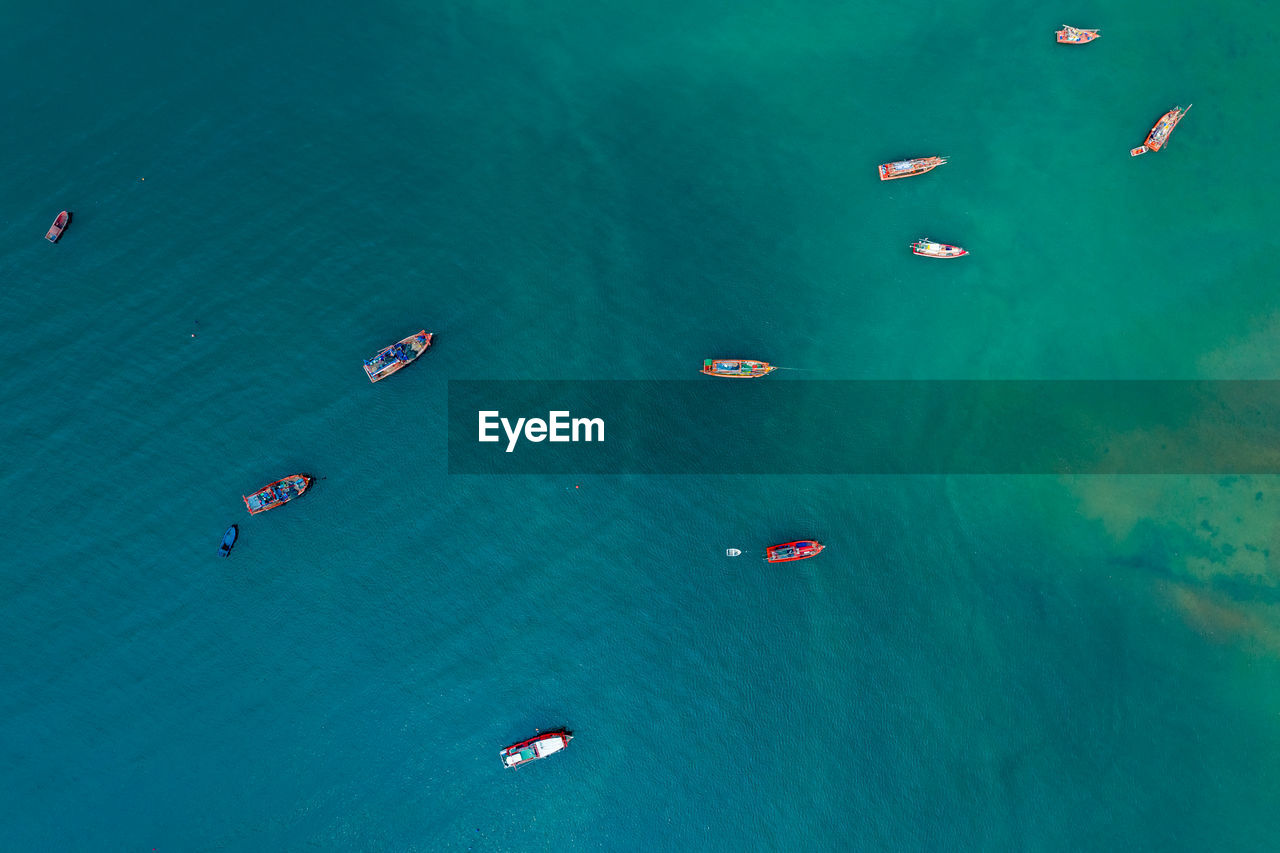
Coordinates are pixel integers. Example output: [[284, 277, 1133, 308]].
[[3, 0, 1280, 849]]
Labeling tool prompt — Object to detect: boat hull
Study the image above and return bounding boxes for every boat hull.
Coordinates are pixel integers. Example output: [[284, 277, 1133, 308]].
[[365, 330, 432, 383], [766, 540, 825, 563], [701, 359, 776, 378], [501, 729, 572, 768], [1056, 27, 1099, 43], [243, 474, 313, 515], [218, 524, 239, 557], [879, 157, 946, 181], [1132, 105, 1191, 156], [45, 211, 69, 243], [911, 239, 968, 258]]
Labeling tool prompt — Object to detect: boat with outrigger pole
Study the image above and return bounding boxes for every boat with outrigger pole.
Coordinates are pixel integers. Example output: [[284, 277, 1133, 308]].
[[1056, 25, 1099, 44], [363, 330, 432, 383], [1130, 105, 1191, 157]]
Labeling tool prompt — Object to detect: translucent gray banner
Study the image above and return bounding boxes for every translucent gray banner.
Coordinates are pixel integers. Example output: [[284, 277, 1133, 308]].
[[447, 381, 1280, 474]]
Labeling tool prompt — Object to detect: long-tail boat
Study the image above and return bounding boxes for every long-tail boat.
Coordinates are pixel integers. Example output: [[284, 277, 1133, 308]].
[[363, 330, 432, 383], [243, 474, 313, 515], [501, 729, 572, 768], [911, 238, 968, 258], [879, 156, 947, 181], [766, 540, 825, 563], [1056, 25, 1099, 44], [1130, 105, 1192, 156], [45, 211, 70, 243], [701, 359, 776, 378]]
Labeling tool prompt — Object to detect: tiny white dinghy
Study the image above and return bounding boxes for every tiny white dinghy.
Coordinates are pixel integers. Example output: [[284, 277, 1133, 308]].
[[726, 548, 742, 556]]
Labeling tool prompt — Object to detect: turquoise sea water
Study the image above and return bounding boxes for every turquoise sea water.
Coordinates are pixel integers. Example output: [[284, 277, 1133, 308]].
[[4, 0, 1280, 849]]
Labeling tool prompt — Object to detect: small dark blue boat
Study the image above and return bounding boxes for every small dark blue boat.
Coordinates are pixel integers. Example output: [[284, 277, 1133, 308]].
[[218, 524, 238, 558]]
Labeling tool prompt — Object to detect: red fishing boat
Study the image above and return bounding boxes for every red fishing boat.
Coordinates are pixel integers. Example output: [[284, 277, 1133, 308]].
[[701, 359, 776, 378], [363, 330, 432, 383], [911, 238, 968, 258], [501, 729, 572, 768], [879, 156, 947, 181], [766, 540, 824, 563], [1056, 25, 1099, 44], [1130, 105, 1192, 156], [45, 211, 70, 243], [243, 474, 313, 515]]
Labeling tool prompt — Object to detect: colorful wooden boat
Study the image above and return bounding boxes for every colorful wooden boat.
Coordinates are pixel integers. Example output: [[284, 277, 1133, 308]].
[[364, 330, 432, 383], [1130, 104, 1192, 156], [879, 156, 947, 181], [766, 540, 825, 563], [701, 359, 776, 378], [45, 210, 69, 243], [911, 238, 968, 258], [217, 524, 238, 557], [1056, 25, 1099, 44], [243, 474, 313, 515], [501, 729, 572, 768]]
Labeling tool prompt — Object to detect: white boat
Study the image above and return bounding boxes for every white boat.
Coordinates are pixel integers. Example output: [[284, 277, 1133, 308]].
[[500, 730, 572, 768]]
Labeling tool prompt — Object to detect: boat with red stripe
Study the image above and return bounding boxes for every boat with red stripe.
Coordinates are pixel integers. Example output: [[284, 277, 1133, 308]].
[[501, 729, 572, 768], [911, 238, 968, 258], [243, 474, 313, 515], [766, 540, 825, 563]]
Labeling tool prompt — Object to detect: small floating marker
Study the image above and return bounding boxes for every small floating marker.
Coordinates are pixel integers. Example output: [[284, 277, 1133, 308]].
[[726, 548, 742, 557]]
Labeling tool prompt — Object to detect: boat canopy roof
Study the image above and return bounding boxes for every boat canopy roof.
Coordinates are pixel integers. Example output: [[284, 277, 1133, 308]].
[[535, 737, 566, 756]]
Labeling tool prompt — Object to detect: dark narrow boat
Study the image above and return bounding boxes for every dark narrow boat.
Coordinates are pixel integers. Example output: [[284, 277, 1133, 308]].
[[243, 474, 313, 515], [46, 211, 70, 243], [501, 729, 573, 768], [766, 540, 825, 563], [218, 525, 239, 558]]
